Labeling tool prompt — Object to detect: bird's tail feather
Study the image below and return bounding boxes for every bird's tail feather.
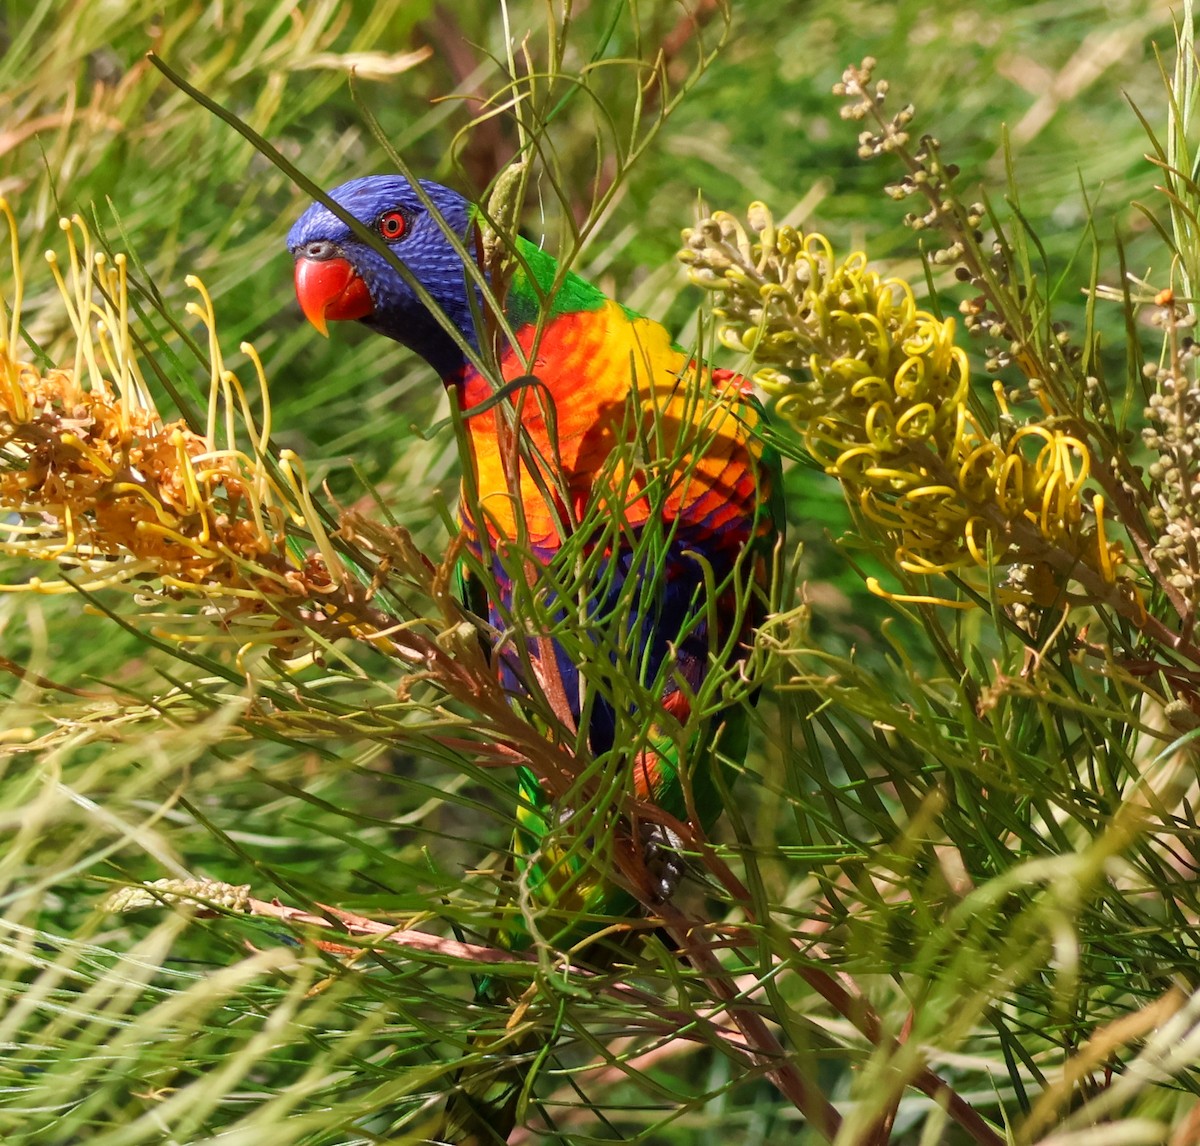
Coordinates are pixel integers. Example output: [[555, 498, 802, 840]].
[[439, 1028, 539, 1145]]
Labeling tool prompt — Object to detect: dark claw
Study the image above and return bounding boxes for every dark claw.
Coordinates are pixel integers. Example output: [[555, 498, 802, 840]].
[[639, 822, 686, 902], [555, 808, 687, 903]]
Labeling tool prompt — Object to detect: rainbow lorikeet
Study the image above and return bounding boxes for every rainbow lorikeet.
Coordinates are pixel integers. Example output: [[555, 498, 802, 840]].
[[287, 175, 780, 1137]]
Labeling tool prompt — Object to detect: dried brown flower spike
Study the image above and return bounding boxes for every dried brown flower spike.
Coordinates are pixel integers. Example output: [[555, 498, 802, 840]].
[[0, 203, 371, 657]]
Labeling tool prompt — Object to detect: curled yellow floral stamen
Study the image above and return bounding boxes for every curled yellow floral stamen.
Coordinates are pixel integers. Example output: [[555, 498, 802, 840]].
[[680, 204, 1121, 597]]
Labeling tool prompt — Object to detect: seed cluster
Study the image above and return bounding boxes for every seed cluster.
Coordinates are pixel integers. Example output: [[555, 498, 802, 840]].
[[1143, 321, 1200, 606], [836, 57, 1084, 394]]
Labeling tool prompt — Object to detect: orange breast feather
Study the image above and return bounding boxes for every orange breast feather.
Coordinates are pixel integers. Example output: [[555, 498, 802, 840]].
[[459, 300, 761, 551]]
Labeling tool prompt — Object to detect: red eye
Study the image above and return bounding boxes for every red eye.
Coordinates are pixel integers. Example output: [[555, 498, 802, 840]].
[[378, 210, 407, 240]]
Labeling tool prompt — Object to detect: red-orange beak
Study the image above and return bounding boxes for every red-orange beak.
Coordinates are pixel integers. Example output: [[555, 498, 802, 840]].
[[293, 256, 374, 337]]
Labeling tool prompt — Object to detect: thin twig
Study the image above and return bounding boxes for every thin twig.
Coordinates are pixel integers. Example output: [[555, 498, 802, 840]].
[[420, 4, 517, 193], [656, 899, 843, 1141]]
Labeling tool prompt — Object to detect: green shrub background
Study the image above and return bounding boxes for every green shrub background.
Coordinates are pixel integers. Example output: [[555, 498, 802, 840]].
[[1, 2, 1197, 1143]]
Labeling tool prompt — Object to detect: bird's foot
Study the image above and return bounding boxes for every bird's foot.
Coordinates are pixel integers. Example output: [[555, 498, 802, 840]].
[[638, 822, 687, 903], [553, 807, 687, 903]]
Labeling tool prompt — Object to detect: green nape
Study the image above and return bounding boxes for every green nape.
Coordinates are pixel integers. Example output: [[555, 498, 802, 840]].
[[505, 235, 613, 327]]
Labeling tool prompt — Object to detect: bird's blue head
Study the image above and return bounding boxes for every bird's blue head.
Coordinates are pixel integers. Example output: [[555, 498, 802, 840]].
[[287, 175, 478, 380]]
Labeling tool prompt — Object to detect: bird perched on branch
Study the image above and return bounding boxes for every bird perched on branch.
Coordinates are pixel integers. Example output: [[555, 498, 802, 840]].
[[288, 174, 780, 1141]]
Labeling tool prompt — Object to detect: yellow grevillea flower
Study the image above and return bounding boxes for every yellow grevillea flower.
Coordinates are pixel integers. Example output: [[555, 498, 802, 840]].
[[680, 204, 1119, 589]]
